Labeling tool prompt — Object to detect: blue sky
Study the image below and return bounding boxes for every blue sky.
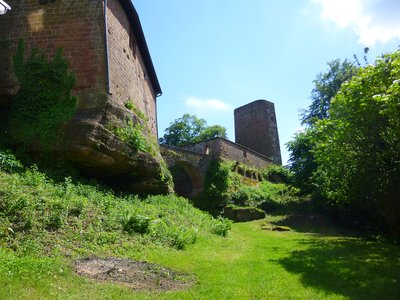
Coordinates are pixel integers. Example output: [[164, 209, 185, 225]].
[[134, 0, 400, 164]]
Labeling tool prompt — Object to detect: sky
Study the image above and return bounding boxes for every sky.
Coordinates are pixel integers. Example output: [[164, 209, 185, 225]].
[[134, 0, 400, 164]]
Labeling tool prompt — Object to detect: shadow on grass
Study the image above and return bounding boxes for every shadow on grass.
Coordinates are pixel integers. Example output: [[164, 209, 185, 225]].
[[267, 208, 358, 236], [277, 237, 400, 299], [275, 214, 338, 235]]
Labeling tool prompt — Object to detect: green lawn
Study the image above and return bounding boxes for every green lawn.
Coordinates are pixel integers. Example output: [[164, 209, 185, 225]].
[[1, 213, 399, 300]]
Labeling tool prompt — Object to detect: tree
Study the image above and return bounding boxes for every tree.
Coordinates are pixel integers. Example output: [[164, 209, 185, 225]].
[[289, 59, 359, 194], [312, 50, 400, 234], [198, 125, 227, 141], [159, 114, 227, 147], [301, 59, 358, 125], [286, 129, 317, 195]]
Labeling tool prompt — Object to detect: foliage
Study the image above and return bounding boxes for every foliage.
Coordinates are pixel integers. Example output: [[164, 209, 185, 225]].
[[0, 149, 23, 173], [231, 181, 299, 209], [310, 50, 400, 235], [0, 149, 231, 254], [122, 212, 151, 235], [262, 164, 293, 184], [9, 40, 77, 149], [201, 160, 299, 211], [286, 129, 318, 195], [113, 104, 173, 188], [124, 100, 147, 121], [203, 160, 241, 205], [159, 114, 227, 146], [301, 59, 358, 126], [289, 59, 358, 200], [210, 216, 232, 237], [198, 125, 227, 141], [109, 117, 151, 153]]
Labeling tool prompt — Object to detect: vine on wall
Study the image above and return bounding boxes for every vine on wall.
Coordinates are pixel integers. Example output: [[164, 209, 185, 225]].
[[10, 40, 77, 149]]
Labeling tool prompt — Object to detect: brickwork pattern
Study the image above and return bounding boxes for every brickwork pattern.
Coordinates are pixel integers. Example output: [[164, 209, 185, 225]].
[[106, 0, 157, 135], [181, 138, 272, 169], [0, 0, 106, 97], [234, 100, 282, 165]]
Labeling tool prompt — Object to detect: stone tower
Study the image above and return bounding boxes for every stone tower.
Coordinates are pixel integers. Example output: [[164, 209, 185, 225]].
[[234, 100, 282, 165]]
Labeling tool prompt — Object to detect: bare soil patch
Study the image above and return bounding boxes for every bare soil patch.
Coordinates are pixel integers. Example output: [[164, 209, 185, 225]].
[[75, 258, 195, 292]]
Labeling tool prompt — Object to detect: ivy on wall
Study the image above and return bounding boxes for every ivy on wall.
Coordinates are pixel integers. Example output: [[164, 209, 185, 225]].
[[10, 40, 77, 149]]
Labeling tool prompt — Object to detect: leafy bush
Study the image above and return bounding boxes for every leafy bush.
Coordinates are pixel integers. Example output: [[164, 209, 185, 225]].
[[123, 212, 151, 234], [109, 117, 150, 153], [0, 150, 23, 173], [200, 160, 300, 213], [211, 216, 232, 237], [309, 50, 400, 235], [262, 165, 293, 184], [203, 160, 241, 206]]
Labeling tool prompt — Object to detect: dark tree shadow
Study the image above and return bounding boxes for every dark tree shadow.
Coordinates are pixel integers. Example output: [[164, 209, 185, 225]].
[[268, 208, 359, 236], [277, 238, 400, 299]]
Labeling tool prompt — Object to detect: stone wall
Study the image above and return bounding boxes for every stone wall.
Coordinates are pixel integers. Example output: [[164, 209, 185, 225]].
[[0, 1, 171, 194], [234, 100, 282, 165], [0, 0, 106, 105], [181, 138, 272, 169], [106, 0, 157, 135], [0, 0, 158, 133]]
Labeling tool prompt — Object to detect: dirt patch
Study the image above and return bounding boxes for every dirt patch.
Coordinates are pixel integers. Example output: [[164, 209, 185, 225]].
[[75, 258, 195, 292]]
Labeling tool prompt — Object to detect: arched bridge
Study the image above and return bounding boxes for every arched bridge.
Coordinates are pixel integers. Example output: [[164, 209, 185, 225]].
[[160, 145, 211, 198], [160, 138, 273, 198]]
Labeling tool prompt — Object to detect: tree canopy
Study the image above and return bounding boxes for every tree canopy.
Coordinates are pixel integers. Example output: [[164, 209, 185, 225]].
[[159, 114, 227, 147], [288, 50, 400, 236], [301, 59, 358, 125], [289, 59, 358, 196]]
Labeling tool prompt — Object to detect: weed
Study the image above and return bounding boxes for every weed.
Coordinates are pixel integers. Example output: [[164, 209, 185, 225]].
[[123, 212, 151, 235], [211, 216, 232, 237]]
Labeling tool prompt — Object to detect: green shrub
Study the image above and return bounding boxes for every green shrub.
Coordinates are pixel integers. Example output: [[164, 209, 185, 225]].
[[211, 216, 232, 237], [262, 165, 293, 184], [0, 150, 23, 173], [124, 100, 147, 121], [200, 160, 299, 212], [110, 117, 150, 152], [123, 212, 151, 235], [203, 160, 241, 206]]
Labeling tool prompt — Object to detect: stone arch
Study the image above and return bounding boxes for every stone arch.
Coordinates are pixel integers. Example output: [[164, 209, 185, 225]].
[[169, 161, 204, 198]]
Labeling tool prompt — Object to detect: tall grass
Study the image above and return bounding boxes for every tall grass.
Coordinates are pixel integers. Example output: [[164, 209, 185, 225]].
[[0, 149, 230, 256]]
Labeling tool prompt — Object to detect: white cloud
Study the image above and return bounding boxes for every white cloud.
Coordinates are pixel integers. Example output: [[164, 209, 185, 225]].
[[313, 0, 400, 46], [185, 97, 233, 113]]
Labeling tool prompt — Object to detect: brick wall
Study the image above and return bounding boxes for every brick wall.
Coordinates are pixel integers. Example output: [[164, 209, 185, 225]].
[[234, 100, 282, 165], [0, 0, 106, 103], [181, 138, 272, 169], [0, 0, 159, 136], [106, 0, 157, 135]]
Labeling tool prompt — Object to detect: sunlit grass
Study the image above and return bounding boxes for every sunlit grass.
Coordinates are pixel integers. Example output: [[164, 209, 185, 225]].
[[1, 149, 399, 299], [1, 219, 399, 299]]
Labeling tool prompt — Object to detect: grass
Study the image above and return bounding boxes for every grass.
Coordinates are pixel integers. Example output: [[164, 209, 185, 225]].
[[1, 150, 399, 299], [0, 150, 230, 254], [1, 216, 399, 299]]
